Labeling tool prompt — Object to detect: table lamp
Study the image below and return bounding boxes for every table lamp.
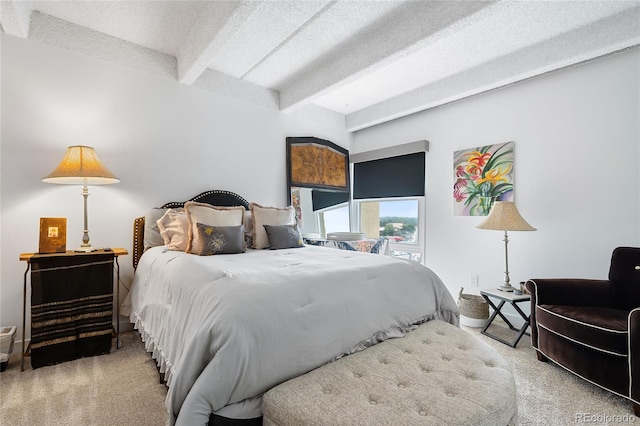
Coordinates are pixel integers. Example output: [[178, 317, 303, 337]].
[[475, 201, 536, 292], [42, 145, 119, 252]]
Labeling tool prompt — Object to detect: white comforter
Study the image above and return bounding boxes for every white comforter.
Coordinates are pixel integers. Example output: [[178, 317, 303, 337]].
[[125, 245, 459, 426]]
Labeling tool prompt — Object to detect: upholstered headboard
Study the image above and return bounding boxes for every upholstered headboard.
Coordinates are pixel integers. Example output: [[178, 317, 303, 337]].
[[132, 190, 250, 269]]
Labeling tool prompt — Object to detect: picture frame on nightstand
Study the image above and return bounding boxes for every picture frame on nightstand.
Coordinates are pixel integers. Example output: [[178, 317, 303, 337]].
[[39, 217, 67, 254]]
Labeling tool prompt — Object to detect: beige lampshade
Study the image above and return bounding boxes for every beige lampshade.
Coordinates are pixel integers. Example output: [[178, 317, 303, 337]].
[[475, 201, 536, 231], [42, 145, 119, 185]]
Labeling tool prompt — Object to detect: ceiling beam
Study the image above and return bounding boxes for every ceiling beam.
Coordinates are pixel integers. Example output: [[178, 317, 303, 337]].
[[208, 0, 333, 80], [0, 0, 32, 38], [192, 68, 280, 110], [345, 8, 640, 132], [28, 12, 177, 81], [176, 1, 260, 85], [279, 1, 496, 112]]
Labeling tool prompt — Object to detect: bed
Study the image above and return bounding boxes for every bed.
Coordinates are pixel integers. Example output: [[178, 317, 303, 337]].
[[123, 190, 459, 426]]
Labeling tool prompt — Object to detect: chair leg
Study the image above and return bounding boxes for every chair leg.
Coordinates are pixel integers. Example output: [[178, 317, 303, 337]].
[[633, 402, 640, 417], [535, 351, 549, 362]]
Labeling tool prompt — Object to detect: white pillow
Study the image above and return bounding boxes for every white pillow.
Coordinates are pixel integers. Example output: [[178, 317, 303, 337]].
[[157, 209, 189, 251], [250, 203, 295, 249], [184, 201, 245, 254]]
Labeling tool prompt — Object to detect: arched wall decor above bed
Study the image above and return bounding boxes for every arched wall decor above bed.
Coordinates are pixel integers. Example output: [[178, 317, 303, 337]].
[[286, 137, 351, 237]]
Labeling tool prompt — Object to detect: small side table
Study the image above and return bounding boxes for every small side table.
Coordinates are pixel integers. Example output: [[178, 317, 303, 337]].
[[19, 248, 127, 370], [480, 288, 531, 348]]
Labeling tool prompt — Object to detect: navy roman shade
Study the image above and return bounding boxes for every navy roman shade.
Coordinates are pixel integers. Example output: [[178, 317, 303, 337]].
[[312, 190, 349, 211], [353, 152, 425, 199]]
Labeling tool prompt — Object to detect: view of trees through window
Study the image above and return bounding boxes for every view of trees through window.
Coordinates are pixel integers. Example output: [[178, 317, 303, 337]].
[[359, 199, 418, 245], [379, 216, 417, 243], [317, 198, 423, 263]]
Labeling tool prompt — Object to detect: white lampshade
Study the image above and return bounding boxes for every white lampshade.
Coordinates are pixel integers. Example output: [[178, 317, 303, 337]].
[[476, 201, 536, 232]]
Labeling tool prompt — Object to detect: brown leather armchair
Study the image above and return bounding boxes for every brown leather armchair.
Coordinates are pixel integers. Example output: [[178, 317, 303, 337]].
[[526, 247, 640, 415]]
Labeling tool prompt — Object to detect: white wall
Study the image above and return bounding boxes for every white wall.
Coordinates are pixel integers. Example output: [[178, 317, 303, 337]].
[[0, 34, 350, 340], [352, 48, 640, 304], [3, 34, 638, 341]]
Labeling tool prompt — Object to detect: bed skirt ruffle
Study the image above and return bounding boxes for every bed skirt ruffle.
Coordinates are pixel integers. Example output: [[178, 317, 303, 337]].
[[131, 312, 176, 388]]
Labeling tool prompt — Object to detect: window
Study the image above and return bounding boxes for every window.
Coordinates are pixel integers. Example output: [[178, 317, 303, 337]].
[[355, 197, 423, 262], [318, 203, 350, 236], [293, 187, 349, 238], [350, 141, 428, 263], [359, 199, 418, 244]]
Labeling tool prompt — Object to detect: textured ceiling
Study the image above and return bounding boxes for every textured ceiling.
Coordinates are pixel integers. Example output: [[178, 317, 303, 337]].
[[2, 0, 639, 131]]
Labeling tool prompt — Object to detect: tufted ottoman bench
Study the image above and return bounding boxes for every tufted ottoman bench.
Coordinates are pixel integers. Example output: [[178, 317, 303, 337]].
[[262, 320, 517, 425]]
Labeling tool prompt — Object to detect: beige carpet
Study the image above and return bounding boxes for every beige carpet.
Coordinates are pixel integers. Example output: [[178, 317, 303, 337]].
[[465, 320, 634, 425], [0, 332, 167, 425], [0, 323, 635, 425]]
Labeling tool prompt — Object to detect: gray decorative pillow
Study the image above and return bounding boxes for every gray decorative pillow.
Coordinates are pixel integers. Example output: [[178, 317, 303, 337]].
[[185, 202, 245, 254], [250, 203, 296, 249], [192, 223, 246, 255], [143, 208, 169, 251], [263, 224, 304, 250]]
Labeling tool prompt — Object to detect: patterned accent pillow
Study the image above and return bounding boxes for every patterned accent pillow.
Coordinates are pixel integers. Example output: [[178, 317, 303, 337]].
[[184, 201, 245, 254], [192, 223, 246, 255], [263, 224, 304, 250]]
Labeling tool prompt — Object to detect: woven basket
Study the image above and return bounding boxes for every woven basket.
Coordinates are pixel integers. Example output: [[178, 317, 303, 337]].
[[458, 288, 489, 320]]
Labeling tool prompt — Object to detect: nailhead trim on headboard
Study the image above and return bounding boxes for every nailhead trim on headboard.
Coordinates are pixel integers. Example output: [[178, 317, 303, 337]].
[[161, 190, 250, 210]]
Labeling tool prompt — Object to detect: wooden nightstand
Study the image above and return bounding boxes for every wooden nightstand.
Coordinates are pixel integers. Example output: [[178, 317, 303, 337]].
[[19, 248, 127, 370]]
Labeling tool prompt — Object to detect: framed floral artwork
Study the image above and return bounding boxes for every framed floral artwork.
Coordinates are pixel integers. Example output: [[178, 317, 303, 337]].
[[453, 141, 514, 216]]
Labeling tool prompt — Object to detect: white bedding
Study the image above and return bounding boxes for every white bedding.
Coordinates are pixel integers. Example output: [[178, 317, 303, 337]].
[[124, 245, 459, 426]]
